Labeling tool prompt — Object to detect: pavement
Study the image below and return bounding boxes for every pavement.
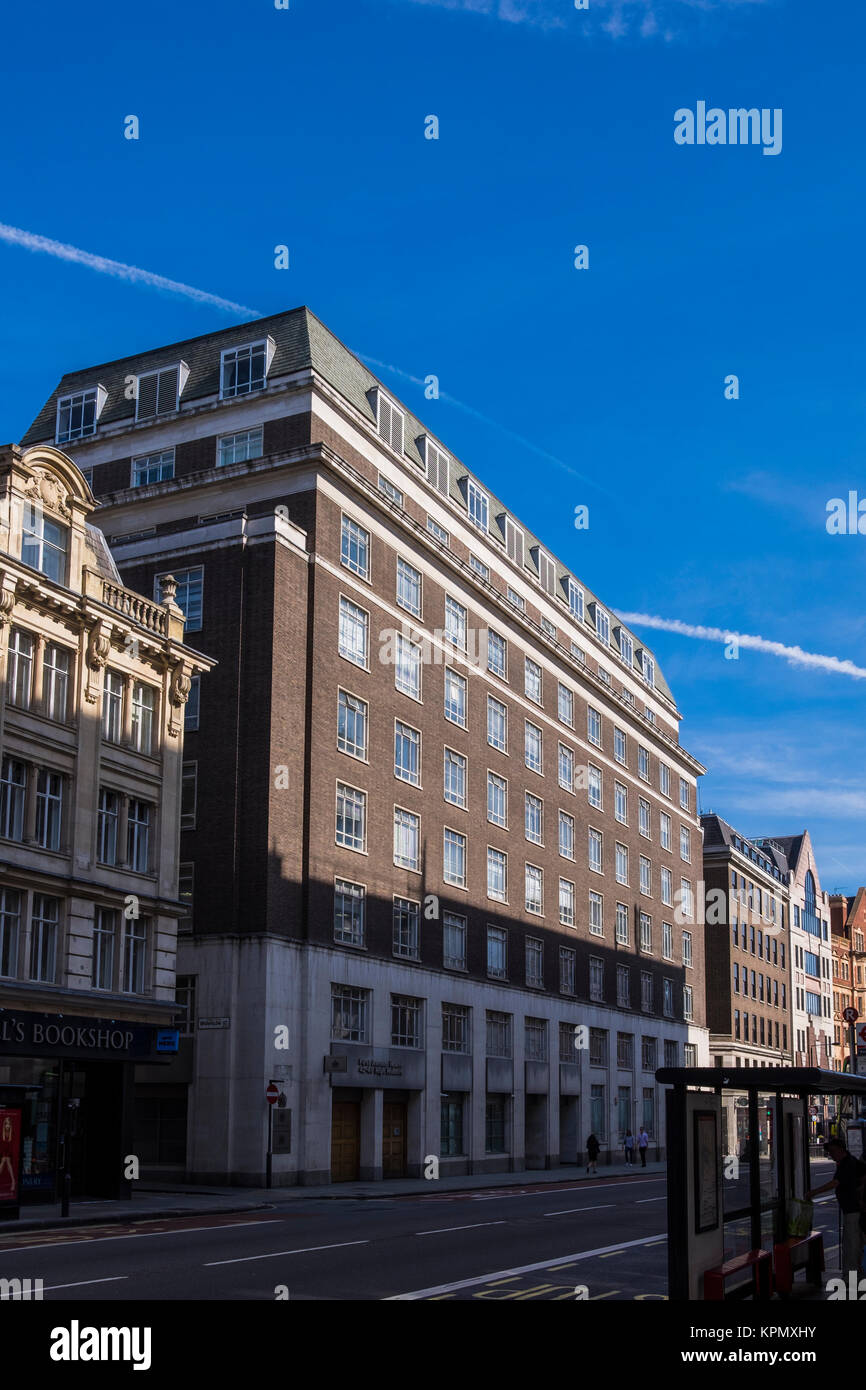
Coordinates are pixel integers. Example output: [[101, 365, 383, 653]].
[[0, 1159, 664, 1232]]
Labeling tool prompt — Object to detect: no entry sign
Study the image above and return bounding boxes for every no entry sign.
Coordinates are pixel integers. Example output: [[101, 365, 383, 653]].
[[266, 1082, 280, 1105]]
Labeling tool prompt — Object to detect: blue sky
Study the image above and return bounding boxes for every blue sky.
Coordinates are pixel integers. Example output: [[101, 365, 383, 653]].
[[1, 0, 864, 889]]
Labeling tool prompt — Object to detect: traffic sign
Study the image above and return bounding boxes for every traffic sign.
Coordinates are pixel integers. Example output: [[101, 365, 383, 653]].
[[859, 1025, 866, 1045], [843, 1006, 859, 1025], [266, 1082, 279, 1105]]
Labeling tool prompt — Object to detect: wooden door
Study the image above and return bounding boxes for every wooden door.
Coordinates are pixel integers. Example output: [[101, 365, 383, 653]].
[[382, 1102, 407, 1178], [330, 1101, 360, 1182]]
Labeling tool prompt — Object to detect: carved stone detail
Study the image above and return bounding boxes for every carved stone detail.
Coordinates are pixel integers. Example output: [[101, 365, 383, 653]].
[[167, 661, 192, 736], [22, 468, 72, 519], [85, 620, 112, 704]]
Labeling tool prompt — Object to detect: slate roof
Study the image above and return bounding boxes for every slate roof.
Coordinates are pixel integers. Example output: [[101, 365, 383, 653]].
[[700, 813, 790, 880], [22, 306, 674, 705], [83, 522, 121, 581]]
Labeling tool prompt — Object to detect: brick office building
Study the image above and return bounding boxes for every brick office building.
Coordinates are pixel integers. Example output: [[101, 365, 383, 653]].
[[0, 442, 212, 1202], [829, 890, 866, 1073], [700, 813, 792, 1073], [22, 308, 708, 1183]]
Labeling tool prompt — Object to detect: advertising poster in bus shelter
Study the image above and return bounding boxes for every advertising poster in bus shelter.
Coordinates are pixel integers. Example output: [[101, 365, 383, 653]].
[[0, 1107, 21, 1208]]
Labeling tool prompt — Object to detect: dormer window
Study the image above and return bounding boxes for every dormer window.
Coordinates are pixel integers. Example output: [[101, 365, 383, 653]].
[[619, 630, 634, 667], [467, 479, 489, 533], [372, 390, 404, 455], [56, 385, 107, 444], [642, 652, 655, 687], [421, 438, 449, 493], [533, 547, 556, 596], [568, 579, 584, 622], [220, 339, 275, 399], [22, 502, 68, 584], [594, 604, 610, 645], [136, 362, 189, 420], [504, 516, 524, 568]]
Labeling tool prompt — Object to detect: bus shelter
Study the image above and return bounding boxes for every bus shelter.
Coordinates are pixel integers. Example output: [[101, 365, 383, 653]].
[[657, 1067, 866, 1299]]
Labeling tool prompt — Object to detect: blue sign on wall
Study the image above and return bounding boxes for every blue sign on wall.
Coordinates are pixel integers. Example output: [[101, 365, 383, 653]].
[[156, 1030, 180, 1054]]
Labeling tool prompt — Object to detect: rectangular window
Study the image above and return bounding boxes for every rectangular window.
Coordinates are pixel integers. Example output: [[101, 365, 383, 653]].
[[0, 888, 20, 978], [394, 807, 420, 871], [617, 1031, 634, 1067], [614, 728, 627, 764], [444, 828, 466, 887], [642, 1035, 657, 1070], [218, 427, 263, 467], [331, 985, 370, 1043], [35, 770, 63, 851], [524, 657, 542, 704], [2, 613, 29, 702], [469, 554, 489, 581], [525, 864, 543, 916], [663, 921, 673, 959], [487, 771, 507, 827], [156, 566, 203, 632], [487, 696, 507, 751], [102, 670, 124, 742], [96, 787, 119, 864], [682, 931, 692, 968], [338, 597, 368, 668], [587, 707, 602, 747], [334, 879, 365, 946], [467, 479, 489, 532], [589, 1028, 607, 1066], [525, 938, 544, 987], [30, 895, 59, 982], [558, 743, 574, 793], [660, 763, 671, 797], [443, 913, 467, 971], [661, 867, 673, 907], [679, 778, 690, 810], [595, 606, 610, 645], [559, 811, 575, 860], [338, 690, 367, 759], [57, 387, 100, 443], [560, 947, 576, 995], [640, 912, 652, 953], [660, 812, 672, 852], [588, 764, 603, 810], [487, 629, 507, 678], [640, 856, 651, 896], [525, 1015, 547, 1059], [427, 517, 450, 546], [506, 586, 525, 612], [43, 644, 70, 722], [556, 877, 574, 928], [638, 747, 649, 781], [486, 1009, 512, 1058], [680, 827, 691, 862], [185, 675, 200, 732], [617, 967, 630, 1008], [616, 901, 629, 945], [442, 1002, 470, 1051], [683, 985, 693, 1021], [396, 558, 421, 617], [590, 956, 604, 1002], [92, 907, 117, 990], [680, 879, 694, 921], [525, 793, 543, 845], [221, 341, 269, 397], [336, 783, 366, 851], [132, 449, 175, 486], [485, 1097, 507, 1154], [445, 596, 467, 652], [589, 890, 603, 936], [568, 579, 584, 622], [487, 929, 508, 981], [443, 747, 466, 807], [394, 634, 421, 699], [22, 504, 68, 584], [615, 842, 629, 885], [638, 797, 651, 839], [341, 515, 370, 579], [487, 847, 507, 902], [131, 682, 155, 755], [124, 916, 149, 993], [391, 996, 423, 1048], [614, 781, 628, 825], [445, 668, 467, 727], [181, 762, 197, 830], [394, 722, 421, 785], [0, 758, 25, 841], [619, 630, 634, 667], [127, 799, 151, 872], [641, 974, 654, 1014], [393, 897, 420, 959], [589, 827, 603, 874], [525, 721, 542, 773], [555, 685, 573, 729]]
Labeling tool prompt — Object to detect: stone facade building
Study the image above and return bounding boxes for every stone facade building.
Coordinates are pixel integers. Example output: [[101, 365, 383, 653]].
[[22, 309, 709, 1183], [0, 442, 212, 1203], [829, 890, 866, 1073]]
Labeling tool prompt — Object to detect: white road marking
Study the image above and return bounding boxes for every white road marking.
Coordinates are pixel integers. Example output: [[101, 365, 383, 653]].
[[204, 1239, 369, 1267], [635, 1197, 666, 1204], [40, 1277, 129, 1294], [416, 1221, 507, 1236], [543, 1204, 615, 1216], [0, 1218, 283, 1255], [469, 1178, 664, 1202], [385, 1232, 667, 1299]]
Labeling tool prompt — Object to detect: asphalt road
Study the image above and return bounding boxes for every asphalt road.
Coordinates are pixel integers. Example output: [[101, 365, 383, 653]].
[[0, 1163, 841, 1302]]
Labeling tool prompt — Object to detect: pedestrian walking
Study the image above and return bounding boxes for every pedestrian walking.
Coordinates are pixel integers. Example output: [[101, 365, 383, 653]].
[[586, 1133, 600, 1175], [624, 1129, 635, 1166], [638, 1126, 649, 1168], [808, 1137, 866, 1277]]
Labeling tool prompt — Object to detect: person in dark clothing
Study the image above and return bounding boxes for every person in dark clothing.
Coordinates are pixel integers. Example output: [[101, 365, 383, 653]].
[[809, 1137, 866, 1275], [638, 1126, 650, 1167], [586, 1133, 600, 1175]]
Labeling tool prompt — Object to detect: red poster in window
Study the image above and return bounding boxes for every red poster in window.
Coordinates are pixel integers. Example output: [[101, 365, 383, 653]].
[[0, 1108, 21, 1203]]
